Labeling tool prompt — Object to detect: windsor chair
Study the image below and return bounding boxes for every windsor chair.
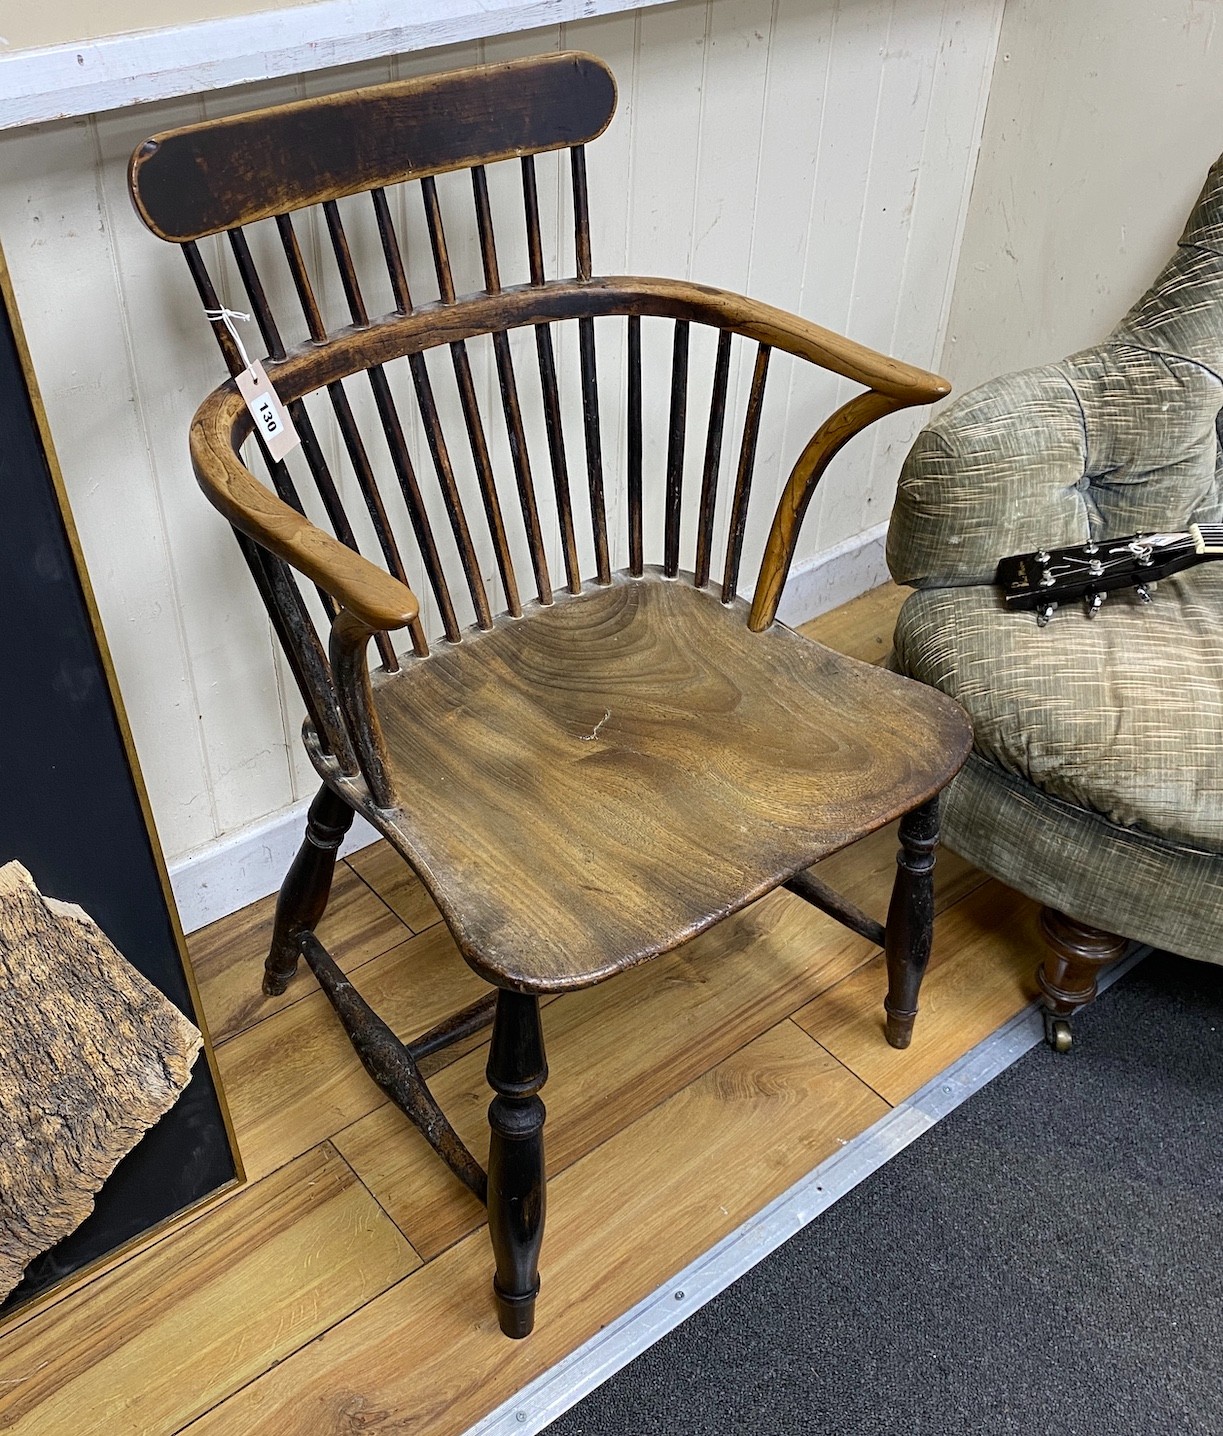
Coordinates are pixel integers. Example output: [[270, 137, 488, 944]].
[[130, 50, 972, 1337]]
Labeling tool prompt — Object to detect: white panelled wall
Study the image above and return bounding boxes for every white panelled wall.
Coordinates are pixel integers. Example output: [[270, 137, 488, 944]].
[[944, 0, 1223, 394], [0, 0, 1006, 929]]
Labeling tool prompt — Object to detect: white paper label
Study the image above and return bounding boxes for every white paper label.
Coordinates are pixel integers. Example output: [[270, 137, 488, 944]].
[[235, 360, 300, 463]]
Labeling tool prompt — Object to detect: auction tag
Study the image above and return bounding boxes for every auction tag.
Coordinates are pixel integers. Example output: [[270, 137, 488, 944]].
[[235, 360, 300, 462]]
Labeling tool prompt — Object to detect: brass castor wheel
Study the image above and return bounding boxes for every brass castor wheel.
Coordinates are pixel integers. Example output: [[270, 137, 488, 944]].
[[1043, 1011, 1073, 1053]]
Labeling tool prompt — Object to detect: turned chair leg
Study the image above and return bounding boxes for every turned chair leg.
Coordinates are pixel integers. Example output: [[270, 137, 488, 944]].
[[263, 782, 355, 996], [883, 796, 940, 1050], [486, 989, 547, 1339], [1036, 907, 1128, 1053]]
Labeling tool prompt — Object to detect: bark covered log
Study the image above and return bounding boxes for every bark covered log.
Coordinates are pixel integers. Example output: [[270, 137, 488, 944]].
[[0, 861, 201, 1300]]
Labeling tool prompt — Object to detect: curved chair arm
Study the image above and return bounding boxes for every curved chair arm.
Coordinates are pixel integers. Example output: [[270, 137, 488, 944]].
[[227, 275, 950, 410], [191, 274, 949, 637], [750, 390, 910, 630], [190, 387, 420, 634]]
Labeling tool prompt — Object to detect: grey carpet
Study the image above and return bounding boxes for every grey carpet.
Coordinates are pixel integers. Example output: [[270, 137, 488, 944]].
[[545, 953, 1223, 1436]]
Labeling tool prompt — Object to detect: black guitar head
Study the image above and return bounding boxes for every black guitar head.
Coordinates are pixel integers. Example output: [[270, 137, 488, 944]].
[[995, 526, 1220, 623]]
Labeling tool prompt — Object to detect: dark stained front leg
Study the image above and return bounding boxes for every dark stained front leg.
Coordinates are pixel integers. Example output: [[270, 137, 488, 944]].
[[486, 989, 547, 1339], [883, 796, 939, 1049], [263, 782, 354, 996]]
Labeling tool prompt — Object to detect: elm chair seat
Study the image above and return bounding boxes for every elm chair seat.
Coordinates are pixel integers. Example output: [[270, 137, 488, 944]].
[[339, 571, 969, 990]]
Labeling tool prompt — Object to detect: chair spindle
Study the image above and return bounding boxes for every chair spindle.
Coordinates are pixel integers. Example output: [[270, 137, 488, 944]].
[[229, 225, 361, 633], [425, 173, 536, 615], [227, 228, 286, 359], [321, 199, 477, 639], [367, 363, 461, 642], [469, 168, 552, 605], [574, 145, 608, 580], [472, 167, 500, 294], [627, 314, 643, 578], [664, 320, 690, 579], [520, 156, 546, 288], [694, 329, 733, 589], [571, 147, 592, 282], [721, 343, 772, 604], [372, 188, 413, 314], [275, 214, 418, 658], [375, 187, 520, 619], [321, 200, 369, 326], [521, 157, 580, 593], [579, 317, 611, 583], [275, 214, 327, 341], [421, 176, 457, 304]]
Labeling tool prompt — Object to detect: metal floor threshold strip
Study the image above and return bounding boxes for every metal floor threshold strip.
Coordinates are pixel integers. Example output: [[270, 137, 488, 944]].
[[471, 947, 1148, 1436]]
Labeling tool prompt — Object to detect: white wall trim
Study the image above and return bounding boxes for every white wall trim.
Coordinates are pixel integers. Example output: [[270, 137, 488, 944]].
[[169, 799, 382, 934], [773, 519, 891, 628], [168, 523, 894, 933], [0, 0, 678, 130]]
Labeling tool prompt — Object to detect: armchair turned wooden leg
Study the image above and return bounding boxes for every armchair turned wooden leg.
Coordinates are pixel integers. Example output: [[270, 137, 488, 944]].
[[883, 796, 940, 1050], [486, 989, 547, 1339], [263, 783, 354, 996], [1036, 908, 1127, 1053]]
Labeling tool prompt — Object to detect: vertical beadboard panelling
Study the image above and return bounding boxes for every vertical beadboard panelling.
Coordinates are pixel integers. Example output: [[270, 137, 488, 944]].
[[862, 0, 1005, 517], [777, 0, 894, 572], [944, 0, 1223, 393], [681, 0, 776, 591], [743, 0, 839, 597], [623, 1, 707, 575], [815, 0, 944, 555], [1, 1, 1002, 897]]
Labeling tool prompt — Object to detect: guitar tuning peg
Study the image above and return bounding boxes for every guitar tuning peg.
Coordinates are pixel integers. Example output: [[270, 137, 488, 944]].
[[1085, 591, 1104, 618], [1135, 584, 1153, 604], [1037, 603, 1057, 627]]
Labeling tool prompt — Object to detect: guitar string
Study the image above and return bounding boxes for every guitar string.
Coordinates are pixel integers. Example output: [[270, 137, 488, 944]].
[[1021, 527, 1223, 589]]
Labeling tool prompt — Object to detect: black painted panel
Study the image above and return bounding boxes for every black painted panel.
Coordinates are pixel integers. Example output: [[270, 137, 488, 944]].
[[0, 285, 237, 1314]]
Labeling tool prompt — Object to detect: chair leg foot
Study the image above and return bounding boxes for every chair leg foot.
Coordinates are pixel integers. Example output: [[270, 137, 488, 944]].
[[883, 796, 939, 1050], [486, 989, 547, 1339], [1036, 907, 1127, 1051], [263, 783, 354, 996]]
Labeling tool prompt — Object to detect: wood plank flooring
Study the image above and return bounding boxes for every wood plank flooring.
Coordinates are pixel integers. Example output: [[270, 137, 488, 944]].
[[0, 582, 1044, 1436]]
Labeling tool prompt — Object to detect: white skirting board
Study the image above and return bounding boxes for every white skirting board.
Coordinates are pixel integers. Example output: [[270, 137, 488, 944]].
[[168, 523, 894, 934]]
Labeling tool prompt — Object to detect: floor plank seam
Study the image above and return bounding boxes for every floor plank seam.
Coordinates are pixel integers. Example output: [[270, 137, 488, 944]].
[[781, 1018, 898, 1110], [328, 1143, 428, 1263]]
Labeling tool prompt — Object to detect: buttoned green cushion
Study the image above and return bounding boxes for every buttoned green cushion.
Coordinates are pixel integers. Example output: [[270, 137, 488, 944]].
[[893, 570, 1223, 853], [888, 157, 1223, 591]]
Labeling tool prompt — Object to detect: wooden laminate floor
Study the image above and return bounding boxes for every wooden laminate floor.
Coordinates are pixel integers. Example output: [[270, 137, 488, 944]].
[[0, 584, 1040, 1435]]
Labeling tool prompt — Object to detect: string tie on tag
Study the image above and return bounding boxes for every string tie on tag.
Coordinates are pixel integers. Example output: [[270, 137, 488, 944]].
[[204, 307, 255, 372]]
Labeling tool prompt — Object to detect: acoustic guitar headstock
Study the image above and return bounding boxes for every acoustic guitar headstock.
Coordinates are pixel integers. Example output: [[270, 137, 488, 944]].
[[995, 524, 1223, 624]]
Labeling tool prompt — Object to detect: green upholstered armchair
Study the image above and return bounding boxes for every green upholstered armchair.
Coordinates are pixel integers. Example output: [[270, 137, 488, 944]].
[[887, 156, 1223, 1050]]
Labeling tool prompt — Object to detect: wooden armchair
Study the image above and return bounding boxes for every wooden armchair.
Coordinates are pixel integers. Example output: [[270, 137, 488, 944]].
[[129, 51, 970, 1337]]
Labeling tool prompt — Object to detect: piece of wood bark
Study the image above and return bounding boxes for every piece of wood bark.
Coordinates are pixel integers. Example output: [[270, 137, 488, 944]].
[[0, 861, 202, 1300]]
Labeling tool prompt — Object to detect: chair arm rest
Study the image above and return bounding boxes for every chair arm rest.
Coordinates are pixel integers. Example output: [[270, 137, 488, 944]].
[[190, 384, 420, 634], [222, 277, 950, 409], [623, 277, 950, 404]]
